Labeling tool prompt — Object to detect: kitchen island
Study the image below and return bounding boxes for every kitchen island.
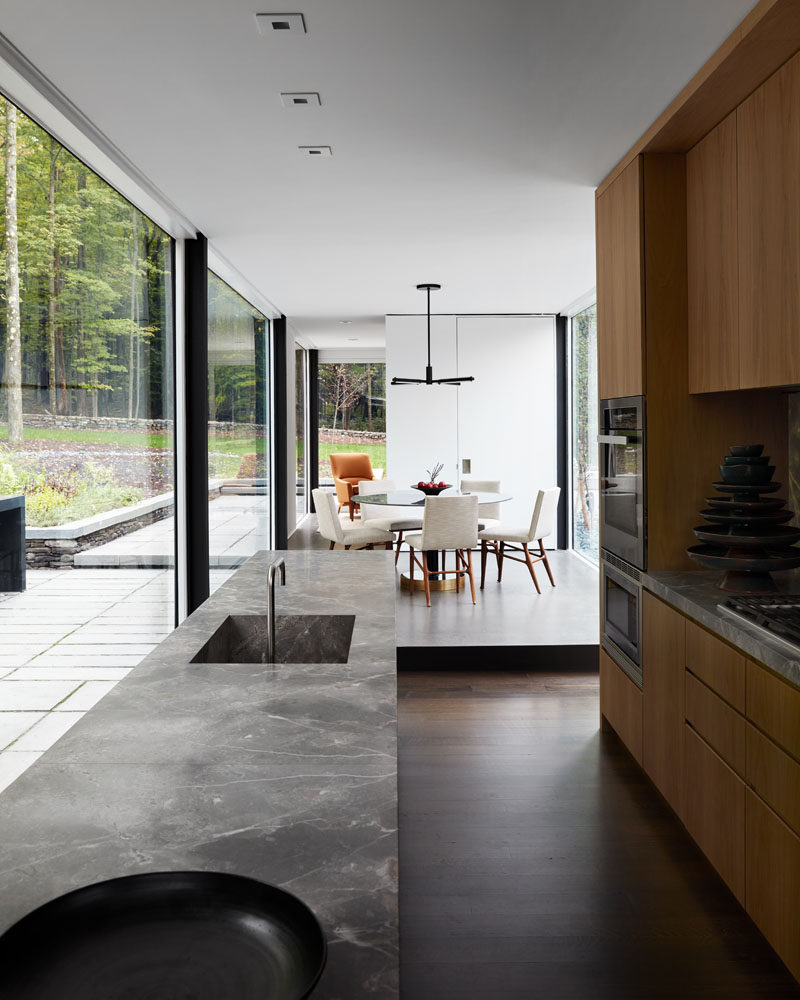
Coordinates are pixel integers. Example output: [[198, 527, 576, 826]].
[[0, 549, 399, 998]]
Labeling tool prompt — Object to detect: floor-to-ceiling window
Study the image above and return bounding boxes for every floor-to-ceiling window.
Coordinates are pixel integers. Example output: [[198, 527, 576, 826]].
[[0, 94, 175, 789], [295, 345, 308, 516], [570, 302, 598, 562], [207, 272, 269, 591], [317, 361, 386, 483]]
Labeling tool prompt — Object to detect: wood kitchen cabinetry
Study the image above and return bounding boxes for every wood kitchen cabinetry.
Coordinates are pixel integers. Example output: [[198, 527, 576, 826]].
[[738, 49, 800, 389], [641, 592, 685, 818], [599, 648, 642, 764], [686, 113, 738, 393], [687, 50, 800, 392], [596, 157, 644, 399]]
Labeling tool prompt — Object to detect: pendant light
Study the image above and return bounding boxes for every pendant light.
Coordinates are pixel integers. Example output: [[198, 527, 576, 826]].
[[390, 283, 475, 385]]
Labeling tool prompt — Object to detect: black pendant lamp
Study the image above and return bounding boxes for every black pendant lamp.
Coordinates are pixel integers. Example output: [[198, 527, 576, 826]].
[[390, 283, 475, 386]]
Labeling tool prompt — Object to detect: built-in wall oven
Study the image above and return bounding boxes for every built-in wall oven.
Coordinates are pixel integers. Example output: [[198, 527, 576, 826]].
[[599, 395, 646, 570], [601, 553, 642, 687]]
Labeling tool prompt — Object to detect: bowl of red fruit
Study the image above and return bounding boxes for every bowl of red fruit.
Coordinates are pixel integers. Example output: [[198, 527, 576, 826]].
[[413, 480, 452, 495]]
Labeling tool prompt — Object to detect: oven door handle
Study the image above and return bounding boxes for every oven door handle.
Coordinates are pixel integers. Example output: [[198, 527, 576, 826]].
[[597, 433, 629, 445]]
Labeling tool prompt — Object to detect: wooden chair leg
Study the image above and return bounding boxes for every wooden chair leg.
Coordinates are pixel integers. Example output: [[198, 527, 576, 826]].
[[348, 500, 355, 520], [366, 543, 374, 550], [539, 540, 555, 586], [394, 532, 403, 566], [466, 548, 476, 604], [497, 541, 505, 582], [329, 540, 335, 550], [480, 540, 487, 589], [423, 554, 431, 607], [409, 547, 415, 595], [385, 541, 393, 550], [523, 543, 541, 593], [455, 550, 461, 592], [345, 544, 351, 551], [441, 549, 446, 578]]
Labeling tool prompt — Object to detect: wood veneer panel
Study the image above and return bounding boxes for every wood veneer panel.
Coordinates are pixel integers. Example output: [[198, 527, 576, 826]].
[[738, 50, 800, 388], [597, 0, 800, 194], [685, 672, 746, 776], [687, 113, 739, 393], [685, 619, 745, 712], [746, 659, 800, 760], [746, 790, 800, 982], [642, 592, 685, 817], [599, 648, 643, 764], [684, 724, 745, 903], [747, 723, 800, 837], [596, 158, 644, 399]]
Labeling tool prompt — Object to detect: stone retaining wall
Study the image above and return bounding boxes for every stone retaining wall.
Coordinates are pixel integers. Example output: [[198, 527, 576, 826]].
[[318, 428, 386, 443], [26, 504, 174, 569]]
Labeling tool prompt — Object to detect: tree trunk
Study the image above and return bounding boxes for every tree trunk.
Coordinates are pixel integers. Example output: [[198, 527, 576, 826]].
[[366, 367, 372, 430], [47, 138, 60, 412], [128, 208, 138, 418], [3, 100, 23, 447], [75, 168, 87, 416]]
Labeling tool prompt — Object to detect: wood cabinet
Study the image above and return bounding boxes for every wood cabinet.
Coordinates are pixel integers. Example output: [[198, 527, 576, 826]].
[[747, 724, 800, 837], [685, 619, 745, 711], [685, 672, 746, 776], [642, 592, 685, 817], [684, 725, 745, 902], [746, 790, 800, 982], [738, 50, 800, 389], [596, 157, 644, 399], [746, 659, 800, 761], [599, 648, 642, 764], [687, 112, 738, 393]]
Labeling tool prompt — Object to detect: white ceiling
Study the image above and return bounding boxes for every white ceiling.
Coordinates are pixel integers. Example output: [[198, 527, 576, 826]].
[[0, 0, 758, 346]]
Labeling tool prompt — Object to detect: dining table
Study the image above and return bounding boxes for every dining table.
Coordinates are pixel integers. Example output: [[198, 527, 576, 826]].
[[355, 487, 512, 591]]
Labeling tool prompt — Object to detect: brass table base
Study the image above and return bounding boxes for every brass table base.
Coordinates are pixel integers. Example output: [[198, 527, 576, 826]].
[[400, 573, 458, 592]]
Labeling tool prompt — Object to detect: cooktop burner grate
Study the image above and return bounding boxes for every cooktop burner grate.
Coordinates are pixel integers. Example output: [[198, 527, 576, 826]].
[[719, 595, 800, 650]]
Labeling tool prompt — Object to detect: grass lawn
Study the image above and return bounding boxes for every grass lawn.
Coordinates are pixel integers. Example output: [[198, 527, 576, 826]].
[[0, 426, 173, 449], [317, 441, 386, 473]]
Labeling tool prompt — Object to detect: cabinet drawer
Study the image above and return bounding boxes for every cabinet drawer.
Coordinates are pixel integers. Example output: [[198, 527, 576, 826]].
[[685, 620, 745, 711], [746, 660, 800, 760], [600, 649, 642, 764], [747, 724, 800, 838], [684, 725, 745, 903], [746, 790, 800, 982], [686, 672, 745, 776]]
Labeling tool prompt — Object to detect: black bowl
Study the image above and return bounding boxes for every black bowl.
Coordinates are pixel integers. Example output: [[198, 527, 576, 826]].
[[729, 444, 764, 457], [0, 872, 327, 1000], [719, 464, 775, 484], [722, 455, 769, 466], [412, 483, 452, 495]]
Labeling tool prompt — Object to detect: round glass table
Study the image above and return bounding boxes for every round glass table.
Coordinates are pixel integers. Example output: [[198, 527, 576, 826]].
[[355, 488, 512, 591]]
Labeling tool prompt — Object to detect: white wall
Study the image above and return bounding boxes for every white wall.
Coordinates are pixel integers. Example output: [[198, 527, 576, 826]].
[[386, 313, 558, 531]]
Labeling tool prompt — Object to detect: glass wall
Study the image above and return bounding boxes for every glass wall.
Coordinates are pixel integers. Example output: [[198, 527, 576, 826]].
[[207, 272, 269, 591], [317, 362, 385, 483], [0, 95, 175, 773], [295, 346, 307, 516], [570, 303, 598, 562]]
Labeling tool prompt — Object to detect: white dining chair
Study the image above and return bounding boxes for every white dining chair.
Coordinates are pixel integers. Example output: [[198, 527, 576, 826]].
[[356, 479, 423, 565], [479, 487, 560, 592], [404, 495, 479, 607], [312, 489, 394, 551], [460, 476, 501, 530]]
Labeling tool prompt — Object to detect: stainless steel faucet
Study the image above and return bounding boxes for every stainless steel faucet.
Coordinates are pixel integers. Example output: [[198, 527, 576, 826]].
[[266, 557, 286, 663]]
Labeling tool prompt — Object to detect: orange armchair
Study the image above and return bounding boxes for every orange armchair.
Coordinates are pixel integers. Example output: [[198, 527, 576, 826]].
[[330, 452, 375, 519]]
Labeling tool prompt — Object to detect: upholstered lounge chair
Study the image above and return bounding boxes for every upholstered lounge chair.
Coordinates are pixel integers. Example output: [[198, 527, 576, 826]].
[[329, 452, 378, 520]]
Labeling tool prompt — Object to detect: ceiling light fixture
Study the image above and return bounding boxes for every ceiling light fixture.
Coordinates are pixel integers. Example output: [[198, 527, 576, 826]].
[[299, 145, 332, 157], [280, 92, 321, 107], [390, 284, 475, 386], [255, 13, 306, 34]]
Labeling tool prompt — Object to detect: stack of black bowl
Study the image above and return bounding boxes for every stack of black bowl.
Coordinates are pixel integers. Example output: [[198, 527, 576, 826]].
[[687, 445, 800, 592]]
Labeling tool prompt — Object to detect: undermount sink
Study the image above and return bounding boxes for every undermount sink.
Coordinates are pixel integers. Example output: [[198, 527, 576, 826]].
[[190, 614, 355, 665]]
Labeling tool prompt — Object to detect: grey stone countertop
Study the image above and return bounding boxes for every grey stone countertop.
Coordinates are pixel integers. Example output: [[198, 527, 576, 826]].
[[0, 549, 399, 999], [644, 567, 800, 689]]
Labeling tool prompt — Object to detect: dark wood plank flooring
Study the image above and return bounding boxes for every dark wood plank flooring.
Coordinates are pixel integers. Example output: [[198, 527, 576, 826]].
[[398, 670, 800, 999]]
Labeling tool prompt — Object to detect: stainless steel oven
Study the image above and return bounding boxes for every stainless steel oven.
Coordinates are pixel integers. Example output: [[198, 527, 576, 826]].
[[599, 395, 646, 570], [601, 553, 642, 687]]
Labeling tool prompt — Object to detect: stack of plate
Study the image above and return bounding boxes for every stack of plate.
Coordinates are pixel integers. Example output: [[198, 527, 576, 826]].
[[687, 445, 800, 592]]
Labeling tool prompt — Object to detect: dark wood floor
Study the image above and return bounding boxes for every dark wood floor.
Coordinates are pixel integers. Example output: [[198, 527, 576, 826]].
[[398, 670, 800, 999]]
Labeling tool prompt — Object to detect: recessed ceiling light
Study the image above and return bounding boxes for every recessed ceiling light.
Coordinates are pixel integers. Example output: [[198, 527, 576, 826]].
[[299, 145, 332, 157], [339, 320, 352, 325], [280, 92, 321, 108], [347, 337, 359, 342], [255, 13, 306, 35]]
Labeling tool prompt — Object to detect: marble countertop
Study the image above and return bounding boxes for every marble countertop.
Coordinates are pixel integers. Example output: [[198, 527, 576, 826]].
[[0, 549, 399, 998], [643, 568, 800, 689]]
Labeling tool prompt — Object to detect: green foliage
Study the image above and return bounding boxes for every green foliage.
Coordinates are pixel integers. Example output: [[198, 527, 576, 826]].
[[0, 447, 144, 526], [318, 363, 385, 432]]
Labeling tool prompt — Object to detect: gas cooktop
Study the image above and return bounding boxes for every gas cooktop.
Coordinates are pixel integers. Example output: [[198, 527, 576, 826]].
[[718, 595, 800, 652]]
